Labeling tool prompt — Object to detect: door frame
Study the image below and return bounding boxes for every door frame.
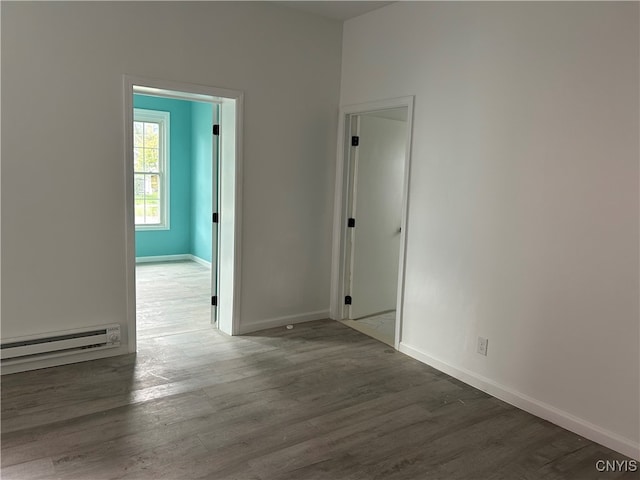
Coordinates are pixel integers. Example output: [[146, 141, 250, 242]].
[[329, 96, 414, 349], [123, 75, 244, 351]]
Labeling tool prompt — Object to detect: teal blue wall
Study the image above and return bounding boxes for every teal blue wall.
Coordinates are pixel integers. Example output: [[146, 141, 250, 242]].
[[191, 102, 214, 263], [134, 94, 192, 257]]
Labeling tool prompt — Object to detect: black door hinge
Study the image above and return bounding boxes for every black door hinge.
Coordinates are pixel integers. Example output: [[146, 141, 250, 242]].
[[213, 124, 220, 136], [347, 218, 356, 228], [212, 212, 219, 223], [351, 136, 359, 146], [345, 295, 352, 305], [211, 295, 218, 306]]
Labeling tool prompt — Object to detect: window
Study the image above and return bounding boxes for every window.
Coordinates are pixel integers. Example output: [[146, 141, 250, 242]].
[[134, 109, 169, 229]]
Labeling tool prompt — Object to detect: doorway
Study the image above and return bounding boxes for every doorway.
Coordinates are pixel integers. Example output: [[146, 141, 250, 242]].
[[330, 97, 414, 349], [123, 76, 243, 353]]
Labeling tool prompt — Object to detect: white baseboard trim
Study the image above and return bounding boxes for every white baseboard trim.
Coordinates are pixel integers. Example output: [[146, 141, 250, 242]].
[[136, 254, 192, 264], [190, 255, 212, 268], [398, 342, 640, 460], [1, 345, 129, 375], [135, 254, 212, 268], [237, 310, 330, 335]]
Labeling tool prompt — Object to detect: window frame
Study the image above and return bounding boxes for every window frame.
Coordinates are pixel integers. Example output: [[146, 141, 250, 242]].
[[133, 108, 170, 231]]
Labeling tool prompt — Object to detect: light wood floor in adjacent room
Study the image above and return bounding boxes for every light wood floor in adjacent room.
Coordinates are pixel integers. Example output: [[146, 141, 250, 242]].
[[1, 262, 635, 479], [136, 261, 212, 339]]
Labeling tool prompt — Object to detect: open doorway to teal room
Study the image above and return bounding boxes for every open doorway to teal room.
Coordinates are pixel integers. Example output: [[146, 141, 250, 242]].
[[132, 92, 218, 340], [124, 76, 243, 354]]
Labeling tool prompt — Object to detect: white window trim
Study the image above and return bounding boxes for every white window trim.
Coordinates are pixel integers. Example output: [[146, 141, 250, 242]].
[[134, 108, 170, 231]]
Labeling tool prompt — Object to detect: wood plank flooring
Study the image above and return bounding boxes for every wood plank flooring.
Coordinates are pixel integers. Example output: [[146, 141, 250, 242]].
[[1, 262, 635, 479], [136, 261, 212, 339]]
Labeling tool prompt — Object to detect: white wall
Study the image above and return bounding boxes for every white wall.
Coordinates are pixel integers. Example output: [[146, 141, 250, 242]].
[[1, 3, 341, 344], [341, 2, 639, 458]]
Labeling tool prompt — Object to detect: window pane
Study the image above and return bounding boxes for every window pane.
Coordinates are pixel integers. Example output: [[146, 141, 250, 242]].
[[145, 199, 160, 224], [148, 174, 160, 197], [134, 148, 144, 171], [144, 148, 159, 172], [134, 174, 145, 197], [134, 122, 144, 147], [144, 122, 159, 149], [135, 199, 146, 224]]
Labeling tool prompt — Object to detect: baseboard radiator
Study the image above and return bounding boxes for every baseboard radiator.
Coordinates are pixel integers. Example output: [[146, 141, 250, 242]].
[[1, 324, 121, 367]]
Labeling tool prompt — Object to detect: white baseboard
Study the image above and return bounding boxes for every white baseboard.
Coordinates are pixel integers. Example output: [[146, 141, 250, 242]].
[[135, 254, 212, 268], [237, 310, 329, 335], [135, 254, 192, 264], [190, 255, 212, 268], [398, 342, 640, 461]]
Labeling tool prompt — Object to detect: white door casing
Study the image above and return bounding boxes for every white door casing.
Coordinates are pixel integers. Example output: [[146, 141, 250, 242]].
[[330, 96, 414, 349], [124, 75, 244, 350]]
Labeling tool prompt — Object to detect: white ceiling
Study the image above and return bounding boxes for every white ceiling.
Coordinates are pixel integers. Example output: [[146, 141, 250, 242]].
[[276, 1, 394, 21]]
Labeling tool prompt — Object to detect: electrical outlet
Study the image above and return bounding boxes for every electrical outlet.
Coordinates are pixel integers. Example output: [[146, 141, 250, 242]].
[[477, 337, 488, 356]]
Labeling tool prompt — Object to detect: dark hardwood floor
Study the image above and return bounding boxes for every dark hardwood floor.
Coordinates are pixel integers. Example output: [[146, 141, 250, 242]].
[[1, 262, 635, 479]]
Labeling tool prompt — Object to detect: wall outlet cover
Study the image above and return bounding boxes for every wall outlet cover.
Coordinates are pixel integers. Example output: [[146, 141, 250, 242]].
[[477, 337, 488, 356]]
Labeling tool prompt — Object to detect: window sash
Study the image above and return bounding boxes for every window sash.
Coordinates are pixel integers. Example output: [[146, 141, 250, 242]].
[[133, 109, 170, 230]]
